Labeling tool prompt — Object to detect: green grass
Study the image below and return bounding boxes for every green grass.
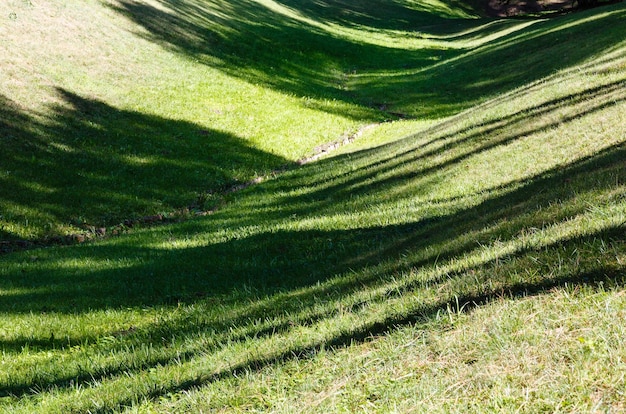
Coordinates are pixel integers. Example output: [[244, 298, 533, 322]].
[[1, 0, 381, 239], [1, 0, 626, 412], [4, 0, 624, 239]]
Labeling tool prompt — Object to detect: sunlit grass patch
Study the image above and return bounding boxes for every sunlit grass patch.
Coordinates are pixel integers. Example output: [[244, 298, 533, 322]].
[[222, 284, 626, 413]]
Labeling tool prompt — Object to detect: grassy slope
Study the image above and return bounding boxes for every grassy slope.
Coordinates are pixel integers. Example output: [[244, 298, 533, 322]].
[[0, 0, 382, 240], [0, 0, 626, 412], [3, 0, 620, 240]]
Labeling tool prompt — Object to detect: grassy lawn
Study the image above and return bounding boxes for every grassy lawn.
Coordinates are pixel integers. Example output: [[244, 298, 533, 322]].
[[1, 0, 625, 412]]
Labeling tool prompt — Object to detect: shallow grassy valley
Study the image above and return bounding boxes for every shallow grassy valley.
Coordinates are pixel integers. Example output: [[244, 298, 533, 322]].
[[1, 0, 626, 412]]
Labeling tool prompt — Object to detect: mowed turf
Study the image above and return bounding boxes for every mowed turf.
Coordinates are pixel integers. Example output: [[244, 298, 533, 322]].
[[1, 0, 380, 240], [1, 0, 626, 412], [3, 0, 622, 240]]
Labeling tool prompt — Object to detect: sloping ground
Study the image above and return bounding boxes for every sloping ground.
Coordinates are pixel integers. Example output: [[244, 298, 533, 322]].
[[3, 0, 623, 241], [0, 0, 381, 240], [0, 1, 625, 412]]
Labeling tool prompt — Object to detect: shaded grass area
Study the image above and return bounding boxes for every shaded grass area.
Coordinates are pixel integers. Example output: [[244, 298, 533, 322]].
[[352, 7, 626, 117], [0, 2, 626, 412], [0, 0, 369, 240], [2, 0, 625, 241], [107, 0, 476, 115], [0, 154, 623, 411], [185, 282, 626, 412], [0, 23, 625, 408], [0, 90, 287, 240], [3, 111, 624, 313]]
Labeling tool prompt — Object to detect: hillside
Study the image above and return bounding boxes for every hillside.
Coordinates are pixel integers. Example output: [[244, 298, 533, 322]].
[[1, 0, 625, 412], [4, 0, 622, 241]]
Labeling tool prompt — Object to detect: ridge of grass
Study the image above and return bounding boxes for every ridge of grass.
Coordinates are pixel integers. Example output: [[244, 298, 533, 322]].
[[0, 0, 625, 412]]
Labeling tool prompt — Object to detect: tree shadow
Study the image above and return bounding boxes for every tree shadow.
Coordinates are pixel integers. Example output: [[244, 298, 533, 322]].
[[4, 67, 623, 311], [0, 100, 624, 402], [245, 75, 626, 221], [2, 1, 626, 404], [108, 0, 626, 118], [1, 135, 623, 314], [356, 5, 626, 117], [0, 90, 287, 240], [1, 180, 623, 398], [108, 0, 463, 108]]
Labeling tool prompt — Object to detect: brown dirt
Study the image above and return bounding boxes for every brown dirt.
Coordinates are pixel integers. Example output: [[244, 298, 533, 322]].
[[485, 0, 575, 16]]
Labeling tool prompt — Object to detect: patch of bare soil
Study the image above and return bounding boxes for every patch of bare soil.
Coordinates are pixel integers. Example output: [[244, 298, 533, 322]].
[[485, 0, 575, 16], [486, 0, 623, 17]]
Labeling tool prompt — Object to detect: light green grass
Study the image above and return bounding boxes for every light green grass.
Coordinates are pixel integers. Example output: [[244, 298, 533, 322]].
[[4, 0, 623, 239], [1, 0, 626, 412], [125, 285, 626, 413], [1, 0, 382, 239]]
